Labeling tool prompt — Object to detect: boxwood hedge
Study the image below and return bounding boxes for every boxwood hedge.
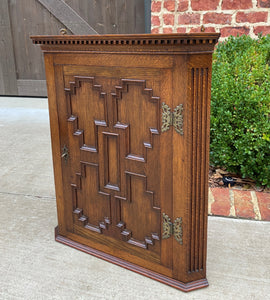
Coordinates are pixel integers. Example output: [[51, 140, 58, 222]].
[[210, 34, 270, 187]]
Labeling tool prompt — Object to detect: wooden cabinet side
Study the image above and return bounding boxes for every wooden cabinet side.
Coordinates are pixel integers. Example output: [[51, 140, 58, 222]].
[[172, 54, 213, 283], [43, 53, 66, 235]]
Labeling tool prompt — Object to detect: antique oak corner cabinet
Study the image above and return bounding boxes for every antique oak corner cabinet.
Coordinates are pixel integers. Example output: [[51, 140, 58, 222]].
[[31, 33, 219, 292]]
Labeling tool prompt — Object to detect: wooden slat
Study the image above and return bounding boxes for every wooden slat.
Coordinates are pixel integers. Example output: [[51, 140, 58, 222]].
[[37, 0, 98, 35], [0, 0, 146, 96], [64, 0, 145, 34], [0, 0, 18, 95], [8, 0, 71, 82], [144, 0, 151, 33], [17, 80, 47, 97]]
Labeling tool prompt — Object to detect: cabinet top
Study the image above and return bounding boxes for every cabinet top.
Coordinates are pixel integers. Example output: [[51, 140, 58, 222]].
[[31, 33, 219, 54]]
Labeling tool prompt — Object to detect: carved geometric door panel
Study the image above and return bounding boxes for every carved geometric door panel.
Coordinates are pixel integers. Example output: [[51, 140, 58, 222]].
[[72, 162, 111, 233], [55, 68, 172, 265]]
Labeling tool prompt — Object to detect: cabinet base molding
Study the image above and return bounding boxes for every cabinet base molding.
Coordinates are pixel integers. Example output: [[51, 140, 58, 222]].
[[55, 226, 209, 292]]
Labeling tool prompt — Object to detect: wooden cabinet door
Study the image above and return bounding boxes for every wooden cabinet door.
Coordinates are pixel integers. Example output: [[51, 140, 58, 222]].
[[51, 53, 176, 279]]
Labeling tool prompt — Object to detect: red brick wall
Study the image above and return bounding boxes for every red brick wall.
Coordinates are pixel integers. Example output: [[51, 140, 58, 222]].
[[151, 0, 270, 40]]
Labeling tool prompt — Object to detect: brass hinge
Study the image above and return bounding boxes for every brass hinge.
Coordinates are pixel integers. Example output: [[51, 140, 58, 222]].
[[161, 102, 183, 135], [162, 213, 183, 245]]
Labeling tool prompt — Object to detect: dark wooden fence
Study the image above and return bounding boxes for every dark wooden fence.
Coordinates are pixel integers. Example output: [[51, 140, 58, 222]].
[[0, 0, 148, 96]]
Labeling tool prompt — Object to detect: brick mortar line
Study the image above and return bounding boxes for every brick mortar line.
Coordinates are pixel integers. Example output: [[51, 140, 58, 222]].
[[250, 26, 255, 37], [157, 25, 270, 29], [151, 0, 269, 35], [250, 191, 262, 220], [208, 189, 215, 215], [229, 189, 236, 217], [187, 0, 192, 13], [252, 0, 258, 9], [154, 22, 269, 27], [173, 10, 270, 14], [231, 11, 237, 24], [172, 0, 178, 34], [152, 26, 267, 39], [153, 5, 270, 14], [152, 24, 269, 36], [217, 0, 223, 12], [153, 10, 270, 14], [151, 10, 270, 18]]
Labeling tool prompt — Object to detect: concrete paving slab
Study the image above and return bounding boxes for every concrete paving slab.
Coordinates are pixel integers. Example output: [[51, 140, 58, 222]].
[[0, 97, 269, 299], [0, 97, 55, 198], [0, 193, 269, 299]]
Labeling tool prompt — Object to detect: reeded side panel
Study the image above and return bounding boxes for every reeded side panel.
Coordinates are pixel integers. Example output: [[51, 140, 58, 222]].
[[188, 67, 209, 273]]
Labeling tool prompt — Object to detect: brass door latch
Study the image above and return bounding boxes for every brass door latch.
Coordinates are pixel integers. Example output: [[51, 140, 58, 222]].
[[161, 102, 183, 135], [162, 213, 183, 245], [61, 145, 69, 164]]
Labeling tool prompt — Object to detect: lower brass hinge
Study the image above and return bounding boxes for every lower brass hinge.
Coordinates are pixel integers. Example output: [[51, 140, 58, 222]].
[[162, 213, 183, 245]]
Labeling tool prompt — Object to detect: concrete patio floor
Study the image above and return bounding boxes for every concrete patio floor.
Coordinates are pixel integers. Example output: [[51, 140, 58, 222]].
[[0, 97, 269, 299]]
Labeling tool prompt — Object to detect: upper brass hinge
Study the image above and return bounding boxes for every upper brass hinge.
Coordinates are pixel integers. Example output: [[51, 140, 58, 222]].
[[161, 102, 183, 135], [162, 213, 183, 245]]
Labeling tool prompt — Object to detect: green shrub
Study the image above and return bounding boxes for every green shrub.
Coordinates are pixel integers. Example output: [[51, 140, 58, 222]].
[[210, 34, 270, 187]]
